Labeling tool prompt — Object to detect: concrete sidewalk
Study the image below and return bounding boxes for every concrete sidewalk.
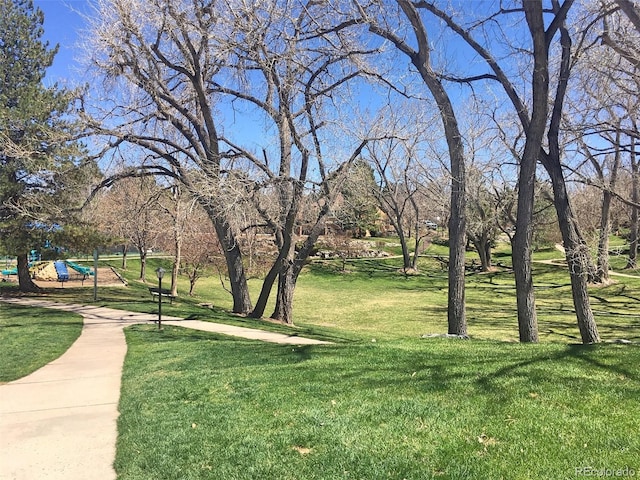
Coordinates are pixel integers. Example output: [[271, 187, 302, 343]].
[[0, 298, 330, 479]]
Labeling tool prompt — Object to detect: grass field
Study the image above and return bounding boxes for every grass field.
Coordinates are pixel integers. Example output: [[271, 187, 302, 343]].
[[1, 239, 639, 478], [16, 241, 637, 343], [115, 326, 639, 480], [0, 303, 83, 383]]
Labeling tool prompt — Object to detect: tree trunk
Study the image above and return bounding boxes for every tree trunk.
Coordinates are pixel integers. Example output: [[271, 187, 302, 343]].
[[250, 260, 280, 318], [17, 253, 41, 293], [472, 235, 492, 272], [596, 190, 613, 282], [540, 0, 599, 344], [512, 1, 552, 344], [213, 217, 252, 314], [121, 245, 127, 270], [420, 74, 466, 335], [627, 142, 638, 269], [397, 226, 412, 272], [484, 240, 492, 271], [250, 234, 289, 318], [411, 233, 421, 270], [628, 203, 638, 269], [139, 250, 147, 282], [545, 161, 600, 343], [513, 206, 538, 342], [170, 234, 181, 297], [595, 131, 621, 282], [395, 0, 467, 337], [447, 165, 467, 336], [265, 224, 297, 322], [271, 260, 295, 325], [271, 224, 325, 325]]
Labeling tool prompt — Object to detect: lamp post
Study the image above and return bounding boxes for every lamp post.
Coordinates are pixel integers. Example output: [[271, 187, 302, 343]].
[[155, 267, 165, 329]]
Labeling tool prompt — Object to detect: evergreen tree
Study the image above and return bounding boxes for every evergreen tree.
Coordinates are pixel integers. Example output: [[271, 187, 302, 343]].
[[335, 160, 380, 237], [0, 0, 98, 292]]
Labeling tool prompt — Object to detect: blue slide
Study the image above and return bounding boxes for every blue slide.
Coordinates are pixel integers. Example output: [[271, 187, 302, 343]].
[[66, 261, 93, 276], [54, 260, 69, 282]]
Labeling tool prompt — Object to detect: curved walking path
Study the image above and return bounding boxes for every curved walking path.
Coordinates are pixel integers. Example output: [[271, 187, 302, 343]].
[[0, 298, 330, 480]]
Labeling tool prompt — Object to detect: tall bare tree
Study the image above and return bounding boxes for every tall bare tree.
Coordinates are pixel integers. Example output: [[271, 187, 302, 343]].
[[353, 0, 468, 336], [84, 0, 252, 312], [593, 0, 640, 269], [410, 0, 601, 343], [365, 104, 439, 272], [84, 0, 375, 324], [155, 180, 198, 296]]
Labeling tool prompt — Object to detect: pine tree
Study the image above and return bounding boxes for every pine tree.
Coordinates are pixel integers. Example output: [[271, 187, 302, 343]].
[[0, 0, 97, 292], [336, 160, 381, 238]]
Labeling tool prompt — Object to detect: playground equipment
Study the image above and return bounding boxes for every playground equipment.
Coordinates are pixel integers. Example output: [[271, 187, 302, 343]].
[[52, 261, 95, 284], [66, 261, 93, 277], [54, 261, 70, 282], [2, 260, 95, 283]]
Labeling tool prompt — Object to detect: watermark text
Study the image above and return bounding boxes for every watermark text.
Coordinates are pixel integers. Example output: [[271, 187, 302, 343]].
[[575, 466, 636, 477]]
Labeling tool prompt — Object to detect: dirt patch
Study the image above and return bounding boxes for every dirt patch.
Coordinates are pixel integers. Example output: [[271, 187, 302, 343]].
[[34, 267, 127, 288]]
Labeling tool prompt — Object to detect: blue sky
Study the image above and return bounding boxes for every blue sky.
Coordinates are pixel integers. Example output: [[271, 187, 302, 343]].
[[35, 0, 91, 86]]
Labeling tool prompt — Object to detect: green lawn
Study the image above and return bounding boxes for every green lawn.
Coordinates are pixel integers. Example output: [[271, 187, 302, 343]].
[[2, 242, 639, 478], [115, 325, 640, 480], [0, 303, 83, 382]]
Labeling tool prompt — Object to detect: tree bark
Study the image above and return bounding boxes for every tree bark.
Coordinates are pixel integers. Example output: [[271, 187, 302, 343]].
[[271, 260, 296, 325], [138, 250, 147, 282], [513, 195, 538, 343], [542, 0, 599, 344], [250, 231, 291, 319], [512, 1, 551, 343], [595, 133, 621, 282], [544, 160, 600, 343], [471, 235, 492, 272], [269, 205, 338, 325], [596, 189, 613, 282], [170, 234, 181, 297], [411, 234, 421, 270], [212, 217, 252, 314], [17, 253, 41, 293], [398, 225, 412, 272], [396, 0, 467, 336], [627, 141, 638, 269]]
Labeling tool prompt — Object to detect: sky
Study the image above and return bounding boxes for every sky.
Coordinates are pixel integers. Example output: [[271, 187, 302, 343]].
[[35, 0, 92, 86], [30, 0, 518, 176]]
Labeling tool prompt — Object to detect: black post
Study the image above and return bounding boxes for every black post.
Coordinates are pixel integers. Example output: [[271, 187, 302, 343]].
[[157, 275, 162, 329], [93, 249, 98, 302], [156, 267, 165, 330]]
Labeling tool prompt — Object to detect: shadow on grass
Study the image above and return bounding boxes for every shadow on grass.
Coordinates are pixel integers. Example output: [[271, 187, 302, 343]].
[[0, 321, 83, 329], [473, 344, 640, 406], [122, 333, 638, 422], [325, 342, 640, 403]]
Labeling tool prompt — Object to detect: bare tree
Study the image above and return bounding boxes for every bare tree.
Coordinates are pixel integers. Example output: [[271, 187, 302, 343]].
[[177, 204, 223, 296], [587, 0, 640, 269], [84, 0, 252, 312], [560, 0, 640, 280], [408, 0, 602, 343], [364, 104, 439, 272], [84, 0, 375, 324], [114, 176, 164, 281], [466, 166, 501, 272], [354, 0, 468, 336], [628, 140, 640, 268], [155, 180, 198, 296]]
